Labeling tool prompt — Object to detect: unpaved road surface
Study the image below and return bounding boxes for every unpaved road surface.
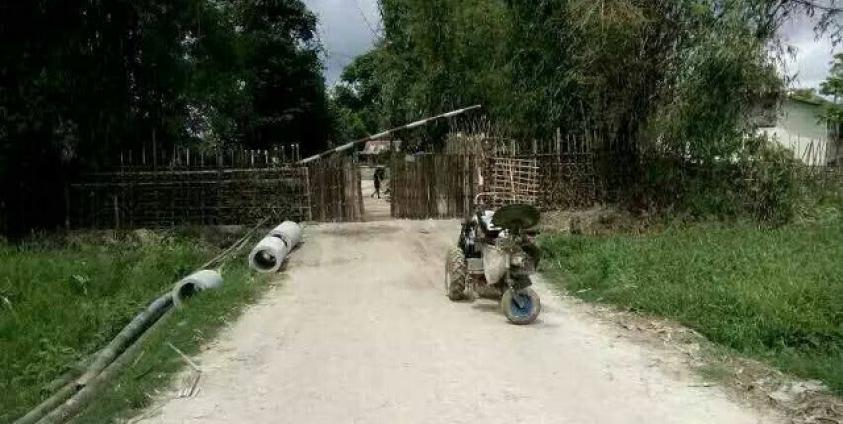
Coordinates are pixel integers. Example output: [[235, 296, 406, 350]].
[[139, 220, 781, 424]]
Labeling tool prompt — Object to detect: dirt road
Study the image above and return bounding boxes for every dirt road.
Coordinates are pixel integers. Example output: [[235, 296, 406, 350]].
[[139, 220, 781, 424]]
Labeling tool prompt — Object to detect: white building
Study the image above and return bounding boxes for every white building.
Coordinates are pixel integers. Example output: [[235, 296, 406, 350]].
[[758, 95, 841, 166]]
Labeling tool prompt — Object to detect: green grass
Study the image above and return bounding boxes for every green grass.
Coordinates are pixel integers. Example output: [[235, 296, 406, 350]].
[[0, 232, 269, 423], [541, 219, 843, 393]]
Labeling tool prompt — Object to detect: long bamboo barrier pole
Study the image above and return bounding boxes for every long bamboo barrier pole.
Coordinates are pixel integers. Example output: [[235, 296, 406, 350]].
[[298, 105, 481, 165]]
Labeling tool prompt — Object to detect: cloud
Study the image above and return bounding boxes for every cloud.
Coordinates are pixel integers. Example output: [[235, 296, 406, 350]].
[[303, 0, 381, 86], [780, 15, 838, 90], [304, 1, 838, 91]]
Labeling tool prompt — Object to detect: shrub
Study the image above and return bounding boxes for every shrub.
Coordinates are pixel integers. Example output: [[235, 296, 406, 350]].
[[634, 135, 802, 224]]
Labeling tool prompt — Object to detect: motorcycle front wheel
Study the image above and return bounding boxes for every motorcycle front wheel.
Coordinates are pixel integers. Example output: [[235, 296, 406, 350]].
[[445, 247, 468, 301], [501, 287, 541, 325]]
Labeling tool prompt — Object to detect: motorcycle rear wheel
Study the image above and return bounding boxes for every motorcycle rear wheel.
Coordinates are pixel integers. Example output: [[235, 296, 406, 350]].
[[501, 287, 541, 325]]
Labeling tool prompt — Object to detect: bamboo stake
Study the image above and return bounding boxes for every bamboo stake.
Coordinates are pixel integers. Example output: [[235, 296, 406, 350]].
[[166, 342, 201, 372]]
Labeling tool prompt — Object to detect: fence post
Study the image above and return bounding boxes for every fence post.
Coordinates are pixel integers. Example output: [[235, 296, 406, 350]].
[[64, 184, 71, 230], [305, 167, 313, 221], [113, 195, 120, 230], [556, 128, 561, 154], [152, 129, 157, 169]]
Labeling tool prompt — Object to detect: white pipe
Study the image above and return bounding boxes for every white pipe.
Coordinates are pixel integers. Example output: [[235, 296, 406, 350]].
[[172, 270, 224, 307], [248, 236, 288, 273], [249, 221, 303, 273], [268, 221, 302, 251]]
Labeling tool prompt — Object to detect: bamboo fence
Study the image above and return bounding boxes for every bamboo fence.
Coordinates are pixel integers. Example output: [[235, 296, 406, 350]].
[[390, 155, 475, 219], [307, 157, 364, 222], [69, 167, 311, 228]]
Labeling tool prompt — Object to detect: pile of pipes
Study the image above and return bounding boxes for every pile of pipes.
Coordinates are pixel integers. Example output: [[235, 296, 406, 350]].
[[16, 270, 224, 424], [248, 221, 302, 273]]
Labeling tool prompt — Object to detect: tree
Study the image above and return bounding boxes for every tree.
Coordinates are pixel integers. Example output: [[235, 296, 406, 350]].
[[330, 49, 385, 141], [0, 0, 335, 235], [359, 0, 840, 152], [820, 52, 843, 153], [234, 0, 332, 154], [0, 1, 199, 234], [825, 52, 843, 98]]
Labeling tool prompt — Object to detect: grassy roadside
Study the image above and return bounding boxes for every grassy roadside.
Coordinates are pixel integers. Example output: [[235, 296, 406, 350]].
[[0, 231, 270, 423], [540, 219, 843, 394], [76, 261, 270, 423]]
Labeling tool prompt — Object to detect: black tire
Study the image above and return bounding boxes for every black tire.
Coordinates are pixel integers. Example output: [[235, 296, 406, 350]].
[[445, 247, 468, 301], [501, 287, 541, 325]]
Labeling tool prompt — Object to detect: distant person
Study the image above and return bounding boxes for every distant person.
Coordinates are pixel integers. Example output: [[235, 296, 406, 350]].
[[372, 167, 385, 199]]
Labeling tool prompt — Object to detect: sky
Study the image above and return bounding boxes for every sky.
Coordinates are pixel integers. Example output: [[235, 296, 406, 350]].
[[305, 0, 839, 91], [780, 16, 839, 91], [304, 0, 381, 86]]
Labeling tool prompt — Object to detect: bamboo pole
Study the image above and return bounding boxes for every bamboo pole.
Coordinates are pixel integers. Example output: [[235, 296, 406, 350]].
[[298, 105, 481, 165], [37, 308, 175, 424], [14, 382, 78, 424], [75, 294, 173, 389], [14, 295, 172, 424], [17, 216, 268, 424]]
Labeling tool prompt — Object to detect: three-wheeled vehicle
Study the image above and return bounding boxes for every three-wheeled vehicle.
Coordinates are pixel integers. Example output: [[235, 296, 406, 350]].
[[445, 195, 542, 324]]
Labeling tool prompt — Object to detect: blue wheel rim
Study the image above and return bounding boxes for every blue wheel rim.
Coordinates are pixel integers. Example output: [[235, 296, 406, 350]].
[[509, 292, 533, 318]]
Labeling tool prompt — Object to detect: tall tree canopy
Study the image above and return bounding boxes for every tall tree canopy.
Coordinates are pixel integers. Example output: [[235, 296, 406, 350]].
[[336, 0, 841, 156], [821, 52, 843, 119], [235, 0, 332, 149], [0, 0, 332, 235], [821, 51, 843, 161], [330, 50, 385, 141]]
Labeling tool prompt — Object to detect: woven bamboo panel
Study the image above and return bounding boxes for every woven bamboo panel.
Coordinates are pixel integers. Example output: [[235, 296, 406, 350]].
[[69, 167, 311, 229], [307, 157, 364, 222], [484, 157, 540, 206], [390, 155, 475, 219]]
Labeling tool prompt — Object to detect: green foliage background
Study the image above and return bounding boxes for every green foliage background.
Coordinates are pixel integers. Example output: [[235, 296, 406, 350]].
[[0, 1, 334, 235], [330, 0, 840, 220]]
